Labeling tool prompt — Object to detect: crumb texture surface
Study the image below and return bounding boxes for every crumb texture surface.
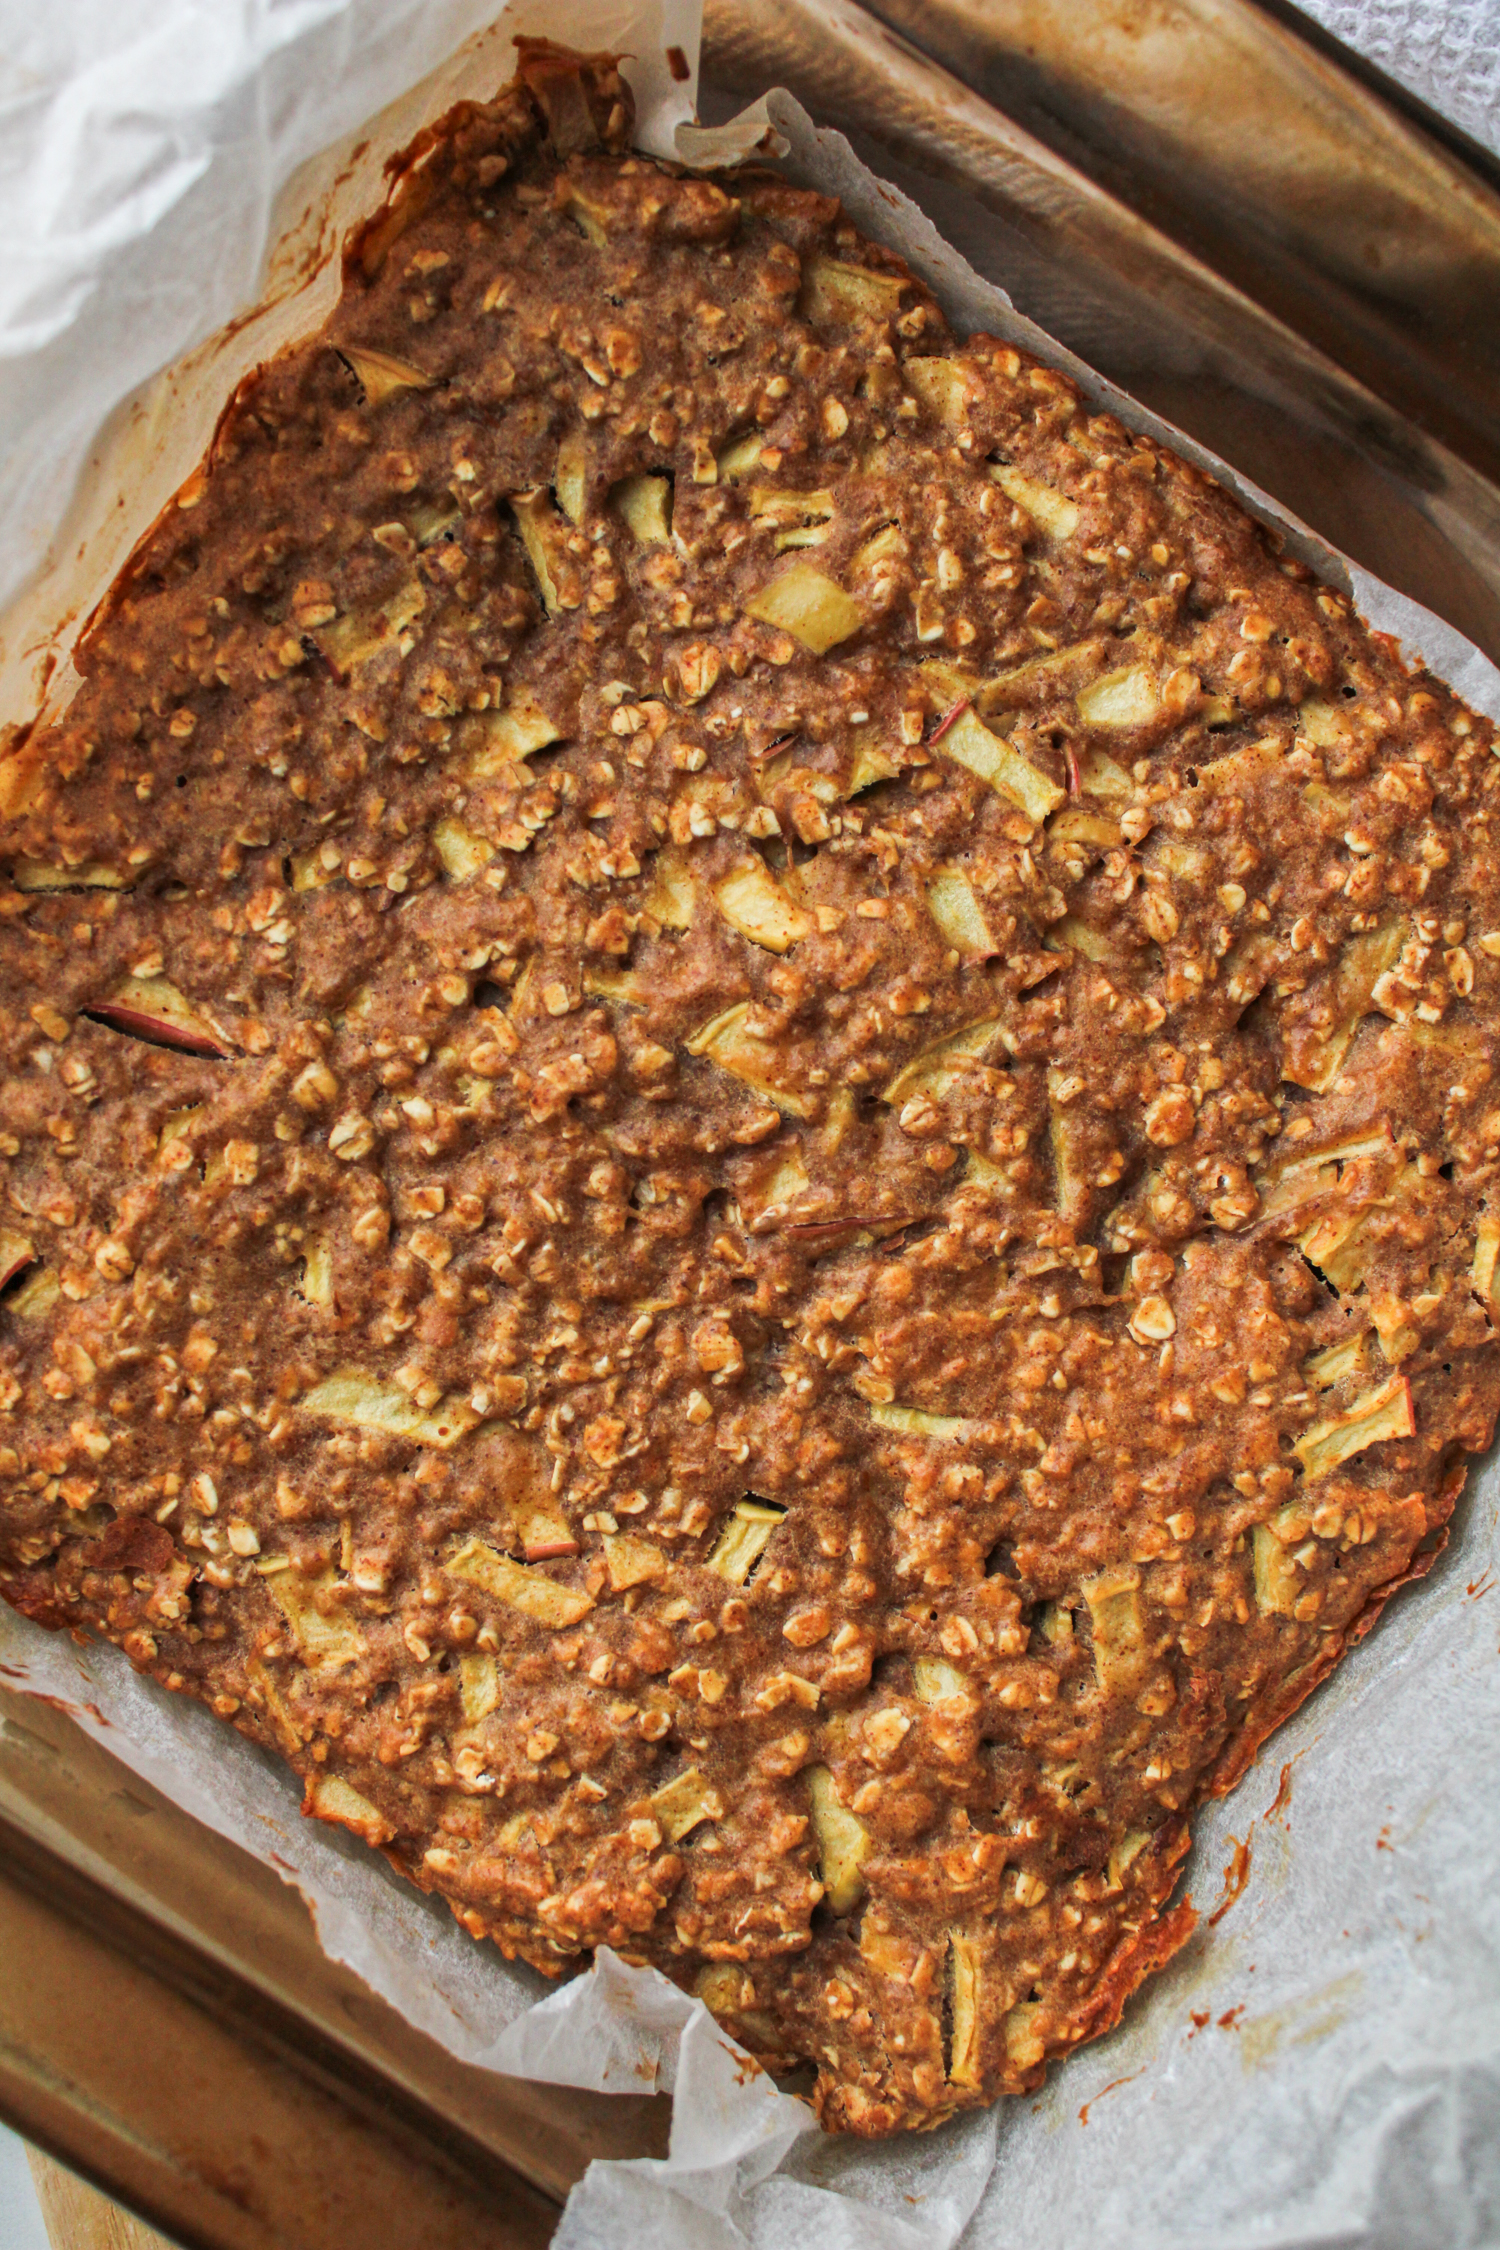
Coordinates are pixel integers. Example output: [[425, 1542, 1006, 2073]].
[[0, 44, 1495, 2135]]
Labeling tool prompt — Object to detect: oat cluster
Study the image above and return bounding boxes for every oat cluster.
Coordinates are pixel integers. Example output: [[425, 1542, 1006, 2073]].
[[0, 45, 1495, 2133]]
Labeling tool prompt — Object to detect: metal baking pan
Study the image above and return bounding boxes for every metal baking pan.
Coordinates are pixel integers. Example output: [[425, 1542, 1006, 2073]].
[[4, 3, 1499, 2239]]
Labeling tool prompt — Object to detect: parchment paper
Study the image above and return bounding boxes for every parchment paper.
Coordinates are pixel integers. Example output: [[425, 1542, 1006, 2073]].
[[2, 11, 1500, 2248]]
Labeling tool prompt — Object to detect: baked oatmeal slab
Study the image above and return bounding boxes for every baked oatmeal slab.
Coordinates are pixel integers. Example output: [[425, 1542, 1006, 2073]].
[[0, 40, 1495, 2137]]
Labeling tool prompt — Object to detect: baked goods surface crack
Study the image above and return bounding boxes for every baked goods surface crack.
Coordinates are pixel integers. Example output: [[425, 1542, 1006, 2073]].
[[1, 41, 1496, 2134]]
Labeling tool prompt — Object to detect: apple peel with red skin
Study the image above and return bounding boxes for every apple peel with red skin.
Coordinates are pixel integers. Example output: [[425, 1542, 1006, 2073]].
[[0, 1231, 34, 1292], [85, 977, 232, 1059]]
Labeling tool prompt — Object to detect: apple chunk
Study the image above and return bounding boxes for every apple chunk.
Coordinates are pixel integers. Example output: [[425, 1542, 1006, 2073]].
[[86, 977, 232, 1058], [554, 429, 587, 526], [266, 1565, 364, 1670], [1282, 920, 1406, 1093], [713, 861, 812, 953], [314, 574, 426, 678], [913, 1656, 969, 1704], [801, 255, 907, 326], [806, 1765, 871, 1913], [647, 1767, 724, 1844], [7, 1267, 59, 1321], [340, 345, 434, 404], [612, 473, 673, 546], [686, 1003, 818, 1118], [459, 687, 564, 778], [1252, 1522, 1303, 1617], [1081, 1565, 1148, 1695], [447, 1537, 593, 1628], [511, 1491, 579, 1562], [13, 858, 131, 892], [432, 816, 495, 879], [745, 561, 863, 654], [926, 868, 994, 957], [1472, 1213, 1500, 1303], [939, 708, 1065, 824], [1077, 664, 1160, 729], [1293, 1373, 1414, 1481], [603, 1532, 666, 1589], [947, 1933, 983, 2088], [989, 462, 1079, 542], [868, 1401, 970, 1441], [300, 1367, 482, 1450], [707, 1499, 785, 1585], [459, 1651, 500, 1724], [882, 1017, 1003, 1106], [308, 1771, 392, 1843], [905, 356, 972, 427], [510, 488, 577, 614]]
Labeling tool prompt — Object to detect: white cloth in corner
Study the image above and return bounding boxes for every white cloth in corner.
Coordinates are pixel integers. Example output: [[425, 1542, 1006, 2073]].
[[0, 2127, 52, 2250], [1294, 0, 1500, 159]]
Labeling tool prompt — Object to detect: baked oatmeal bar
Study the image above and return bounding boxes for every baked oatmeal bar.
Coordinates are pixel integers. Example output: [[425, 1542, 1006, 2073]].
[[0, 41, 1495, 2134]]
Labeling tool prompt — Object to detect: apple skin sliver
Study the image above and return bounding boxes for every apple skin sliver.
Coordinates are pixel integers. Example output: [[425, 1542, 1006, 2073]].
[[511, 1493, 579, 1561], [86, 976, 231, 1058], [86, 1001, 227, 1058], [0, 1231, 35, 1291]]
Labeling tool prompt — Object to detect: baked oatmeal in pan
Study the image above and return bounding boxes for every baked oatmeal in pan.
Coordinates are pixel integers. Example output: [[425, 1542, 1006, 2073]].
[[0, 40, 1495, 2134]]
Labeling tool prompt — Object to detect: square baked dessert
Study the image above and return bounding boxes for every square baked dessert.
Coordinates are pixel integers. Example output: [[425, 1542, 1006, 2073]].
[[1, 40, 1495, 2136]]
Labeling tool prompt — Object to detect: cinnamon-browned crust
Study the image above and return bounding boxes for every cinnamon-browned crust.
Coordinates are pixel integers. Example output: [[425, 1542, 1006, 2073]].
[[0, 44, 1494, 2134]]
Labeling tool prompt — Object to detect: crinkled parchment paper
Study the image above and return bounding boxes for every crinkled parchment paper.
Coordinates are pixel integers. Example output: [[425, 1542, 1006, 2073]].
[[3, 11, 1500, 2247]]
